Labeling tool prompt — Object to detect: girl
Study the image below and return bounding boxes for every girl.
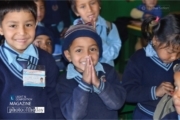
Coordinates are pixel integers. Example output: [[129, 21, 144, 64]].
[[122, 14, 180, 119]]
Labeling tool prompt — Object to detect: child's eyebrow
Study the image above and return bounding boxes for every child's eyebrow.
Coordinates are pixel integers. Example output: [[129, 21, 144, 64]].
[[6, 19, 35, 23]]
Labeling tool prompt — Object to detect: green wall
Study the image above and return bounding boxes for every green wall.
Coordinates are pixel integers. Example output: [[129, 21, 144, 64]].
[[100, 0, 180, 22]]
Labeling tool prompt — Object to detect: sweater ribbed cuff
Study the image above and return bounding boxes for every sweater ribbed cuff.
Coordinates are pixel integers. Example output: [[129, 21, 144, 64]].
[[93, 80, 105, 94], [75, 77, 92, 92], [151, 86, 158, 100]]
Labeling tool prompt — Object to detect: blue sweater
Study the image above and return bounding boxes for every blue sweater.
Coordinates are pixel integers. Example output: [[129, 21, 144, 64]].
[[122, 49, 180, 117], [0, 48, 63, 119], [161, 111, 178, 120], [56, 63, 126, 120], [137, 3, 162, 18]]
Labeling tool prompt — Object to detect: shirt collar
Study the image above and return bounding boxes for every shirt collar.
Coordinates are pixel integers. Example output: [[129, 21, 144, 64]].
[[79, 16, 107, 28], [144, 42, 158, 57], [178, 114, 180, 120], [4, 41, 38, 64], [66, 62, 106, 79]]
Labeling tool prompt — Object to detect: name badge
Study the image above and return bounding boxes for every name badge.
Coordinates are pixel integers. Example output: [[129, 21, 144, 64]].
[[23, 68, 45, 87]]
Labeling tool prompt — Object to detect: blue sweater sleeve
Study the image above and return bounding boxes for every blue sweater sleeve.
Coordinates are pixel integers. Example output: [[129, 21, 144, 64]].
[[97, 67, 126, 110], [101, 23, 122, 62], [122, 58, 158, 103], [57, 77, 90, 120]]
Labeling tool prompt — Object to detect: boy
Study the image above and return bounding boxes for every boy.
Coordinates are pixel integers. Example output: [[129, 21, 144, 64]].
[[70, 0, 121, 67], [56, 24, 126, 119], [0, 1, 63, 119], [34, 0, 45, 26], [34, 26, 54, 54], [34, 26, 65, 71]]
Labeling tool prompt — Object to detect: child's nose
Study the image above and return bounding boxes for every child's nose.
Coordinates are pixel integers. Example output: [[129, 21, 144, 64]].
[[18, 26, 26, 35], [87, 4, 92, 12], [84, 50, 90, 57]]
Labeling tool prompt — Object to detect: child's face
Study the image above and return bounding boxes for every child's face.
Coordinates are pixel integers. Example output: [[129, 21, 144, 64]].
[[33, 35, 52, 54], [143, 0, 157, 8], [0, 10, 37, 53], [74, 0, 100, 23], [64, 37, 99, 72], [173, 71, 180, 114], [153, 39, 180, 63], [34, 0, 45, 22]]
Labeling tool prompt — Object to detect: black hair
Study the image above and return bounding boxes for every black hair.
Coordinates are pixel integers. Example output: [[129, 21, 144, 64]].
[[69, 0, 100, 13], [0, 0, 37, 26], [142, 14, 180, 49]]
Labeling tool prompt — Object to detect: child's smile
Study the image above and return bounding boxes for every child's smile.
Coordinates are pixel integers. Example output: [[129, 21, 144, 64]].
[[64, 36, 99, 73], [0, 10, 36, 53]]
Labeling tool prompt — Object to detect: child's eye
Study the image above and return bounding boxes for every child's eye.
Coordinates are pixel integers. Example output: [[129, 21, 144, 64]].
[[46, 42, 51, 45], [26, 24, 33, 27], [75, 49, 81, 53], [80, 5, 85, 9], [90, 48, 97, 52], [9, 25, 16, 28]]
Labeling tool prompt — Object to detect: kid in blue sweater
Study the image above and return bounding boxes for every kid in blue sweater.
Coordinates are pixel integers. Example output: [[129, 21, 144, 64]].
[[0, 1, 63, 119], [69, 0, 121, 66], [56, 24, 126, 119], [122, 14, 180, 119]]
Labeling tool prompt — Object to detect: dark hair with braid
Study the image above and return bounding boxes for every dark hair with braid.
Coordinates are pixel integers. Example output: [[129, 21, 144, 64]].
[[141, 14, 180, 49]]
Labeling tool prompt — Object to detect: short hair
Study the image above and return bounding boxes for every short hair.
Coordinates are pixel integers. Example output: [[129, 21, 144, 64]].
[[0, 0, 37, 26], [173, 64, 180, 72], [69, 0, 100, 13]]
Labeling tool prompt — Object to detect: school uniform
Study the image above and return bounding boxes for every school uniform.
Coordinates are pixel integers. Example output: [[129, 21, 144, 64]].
[[74, 15, 121, 66], [57, 62, 126, 119], [122, 43, 180, 119], [0, 42, 63, 119], [137, 3, 162, 18]]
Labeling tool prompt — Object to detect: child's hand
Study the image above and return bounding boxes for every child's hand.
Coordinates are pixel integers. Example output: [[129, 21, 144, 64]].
[[82, 56, 92, 85], [90, 18, 96, 30], [89, 56, 100, 88], [156, 82, 174, 97]]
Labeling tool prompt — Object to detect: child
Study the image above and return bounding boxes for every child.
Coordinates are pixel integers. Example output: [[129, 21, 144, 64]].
[[0, 1, 63, 119], [122, 14, 180, 119], [130, 0, 162, 25], [56, 24, 126, 119], [34, 26, 54, 54], [130, 0, 162, 50], [153, 64, 180, 120], [34, 26, 65, 71], [70, 0, 121, 67], [34, 0, 45, 26]]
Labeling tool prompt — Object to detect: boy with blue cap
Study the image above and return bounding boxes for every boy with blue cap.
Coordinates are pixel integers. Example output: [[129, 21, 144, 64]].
[[56, 24, 126, 120]]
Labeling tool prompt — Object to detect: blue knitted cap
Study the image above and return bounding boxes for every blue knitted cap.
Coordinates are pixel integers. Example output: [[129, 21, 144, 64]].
[[35, 26, 55, 51], [62, 24, 102, 61]]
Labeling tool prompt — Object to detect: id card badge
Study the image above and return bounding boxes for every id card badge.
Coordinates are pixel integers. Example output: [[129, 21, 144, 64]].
[[23, 65, 46, 87]]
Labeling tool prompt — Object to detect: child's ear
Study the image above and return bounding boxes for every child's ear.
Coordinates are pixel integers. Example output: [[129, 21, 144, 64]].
[[75, 12, 80, 17], [152, 36, 159, 46], [64, 50, 72, 62], [0, 27, 3, 36]]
